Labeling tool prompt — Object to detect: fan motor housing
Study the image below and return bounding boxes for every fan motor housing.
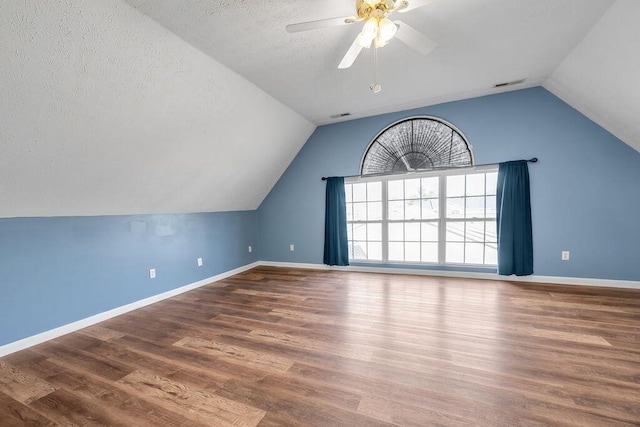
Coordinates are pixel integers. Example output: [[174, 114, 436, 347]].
[[357, 0, 396, 19]]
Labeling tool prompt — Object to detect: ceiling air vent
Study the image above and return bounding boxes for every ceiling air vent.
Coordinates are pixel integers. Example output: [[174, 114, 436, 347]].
[[330, 112, 351, 119], [493, 78, 526, 89]]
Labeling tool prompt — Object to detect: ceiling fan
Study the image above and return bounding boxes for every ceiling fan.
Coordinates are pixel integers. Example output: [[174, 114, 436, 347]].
[[286, 0, 437, 70]]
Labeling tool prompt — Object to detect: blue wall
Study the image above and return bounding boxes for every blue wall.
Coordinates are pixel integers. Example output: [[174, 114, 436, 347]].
[[258, 87, 640, 282], [0, 211, 257, 346], [3, 87, 639, 347]]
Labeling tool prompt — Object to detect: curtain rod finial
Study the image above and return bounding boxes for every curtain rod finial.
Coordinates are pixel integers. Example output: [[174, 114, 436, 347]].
[[529, 158, 538, 163]]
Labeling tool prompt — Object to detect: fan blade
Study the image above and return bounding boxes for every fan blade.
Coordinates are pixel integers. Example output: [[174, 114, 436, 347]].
[[338, 36, 364, 69], [286, 16, 357, 33], [398, 0, 432, 13], [394, 20, 437, 55]]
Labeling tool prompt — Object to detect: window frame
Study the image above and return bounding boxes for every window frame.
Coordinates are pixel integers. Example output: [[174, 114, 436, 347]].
[[345, 164, 498, 267]]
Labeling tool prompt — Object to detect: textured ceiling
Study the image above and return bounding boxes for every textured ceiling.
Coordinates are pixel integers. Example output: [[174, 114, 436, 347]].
[[124, 0, 615, 125], [2, 0, 637, 219], [0, 0, 314, 218], [545, 0, 640, 153]]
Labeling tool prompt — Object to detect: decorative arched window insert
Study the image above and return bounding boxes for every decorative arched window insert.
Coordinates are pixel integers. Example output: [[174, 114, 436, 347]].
[[360, 117, 474, 175], [345, 117, 500, 266]]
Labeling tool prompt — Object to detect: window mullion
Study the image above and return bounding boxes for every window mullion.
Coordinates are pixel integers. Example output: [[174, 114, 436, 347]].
[[438, 176, 446, 264], [382, 179, 389, 262]]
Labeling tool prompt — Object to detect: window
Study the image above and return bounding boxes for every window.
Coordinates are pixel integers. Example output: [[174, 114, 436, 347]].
[[361, 117, 473, 175], [345, 181, 383, 261], [345, 167, 498, 266]]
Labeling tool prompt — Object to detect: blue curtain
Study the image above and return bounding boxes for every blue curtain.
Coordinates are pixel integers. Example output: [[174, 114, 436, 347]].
[[323, 177, 349, 266], [496, 160, 533, 276]]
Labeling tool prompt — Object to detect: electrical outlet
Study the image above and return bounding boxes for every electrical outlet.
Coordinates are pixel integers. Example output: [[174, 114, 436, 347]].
[[149, 268, 156, 279], [561, 251, 570, 261], [290, 244, 295, 252], [248, 246, 252, 253], [197, 258, 203, 267]]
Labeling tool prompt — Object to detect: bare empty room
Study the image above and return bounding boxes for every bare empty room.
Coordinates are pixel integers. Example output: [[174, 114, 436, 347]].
[[1, 0, 639, 426]]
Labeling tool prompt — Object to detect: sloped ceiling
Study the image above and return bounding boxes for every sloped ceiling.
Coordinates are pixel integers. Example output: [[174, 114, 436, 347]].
[[0, 0, 315, 218], [123, 0, 614, 126], [545, 0, 640, 153], [1, 1, 637, 220]]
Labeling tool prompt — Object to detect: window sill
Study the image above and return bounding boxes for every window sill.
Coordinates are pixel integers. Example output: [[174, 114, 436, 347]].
[[350, 261, 497, 273]]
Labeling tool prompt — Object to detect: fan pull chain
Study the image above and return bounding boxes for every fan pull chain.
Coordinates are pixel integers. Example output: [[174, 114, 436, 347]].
[[371, 47, 382, 93]]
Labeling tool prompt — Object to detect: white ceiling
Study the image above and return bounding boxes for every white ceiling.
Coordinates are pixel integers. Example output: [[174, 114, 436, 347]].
[[0, 0, 314, 218], [545, 0, 640, 153], [2, 0, 638, 219], [124, 0, 615, 125]]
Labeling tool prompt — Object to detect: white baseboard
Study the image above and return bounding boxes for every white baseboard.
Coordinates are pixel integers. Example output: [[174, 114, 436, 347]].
[[3, 259, 638, 358], [258, 261, 640, 290], [0, 262, 259, 358]]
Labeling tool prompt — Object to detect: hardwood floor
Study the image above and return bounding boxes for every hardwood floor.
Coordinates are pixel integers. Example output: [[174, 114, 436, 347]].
[[1, 266, 640, 426]]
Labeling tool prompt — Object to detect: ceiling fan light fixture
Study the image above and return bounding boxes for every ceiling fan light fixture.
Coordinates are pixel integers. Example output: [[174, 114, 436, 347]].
[[287, 0, 437, 77], [378, 17, 398, 42], [358, 16, 397, 49], [357, 18, 378, 48]]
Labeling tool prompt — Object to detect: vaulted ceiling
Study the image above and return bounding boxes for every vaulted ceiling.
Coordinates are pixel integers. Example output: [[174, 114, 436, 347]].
[[1, 0, 638, 218], [123, 0, 616, 125]]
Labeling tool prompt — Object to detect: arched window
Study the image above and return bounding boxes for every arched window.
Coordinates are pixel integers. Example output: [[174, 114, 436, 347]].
[[346, 117, 497, 266], [361, 117, 474, 175]]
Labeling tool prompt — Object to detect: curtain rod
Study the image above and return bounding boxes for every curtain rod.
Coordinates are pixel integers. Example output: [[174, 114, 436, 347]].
[[321, 158, 538, 181]]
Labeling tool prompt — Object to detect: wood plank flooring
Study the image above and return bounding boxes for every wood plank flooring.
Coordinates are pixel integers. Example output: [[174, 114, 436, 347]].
[[2, 266, 640, 426]]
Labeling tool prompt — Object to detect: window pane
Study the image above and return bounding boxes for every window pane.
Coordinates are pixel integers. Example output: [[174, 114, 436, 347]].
[[388, 223, 404, 241], [421, 198, 439, 219], [466, 196, 485, 219], [389, 242, 404, 261], [466, 221, 485, 243], [486, 172, 498, 196], [422, 177, 439, 198], [485, 243, 497, 265], [465, 243, 484, 264], [368, 223, 382, 241], [421, 222, 438, 241], [486, 221, 497, 243], [421, 242, 438, 263], [447, 175, 465, 197], [447, 198, 465, 218], [486, 196, 497, 218], [353, 202, 367, 221], [345, 184, 352, 203], [368, 202, 383, 221], [446, 242, 464, 263], [405, 200, 420, 220], [367, 182, 382, 201], [388, 201, 404, 220], [353, 223, 367, 241], [353, 241, 367, 259], [446, 223, 465, 242], [388, 180, 404, 200], [353, 183, 367, 202], [348, 169, 498, 266], [405, 242, 420, 262], [405, 223, 420, 242], [405, 179, 421, 199], [466, 173, 485, 196], [368, 242, 382, 261]]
